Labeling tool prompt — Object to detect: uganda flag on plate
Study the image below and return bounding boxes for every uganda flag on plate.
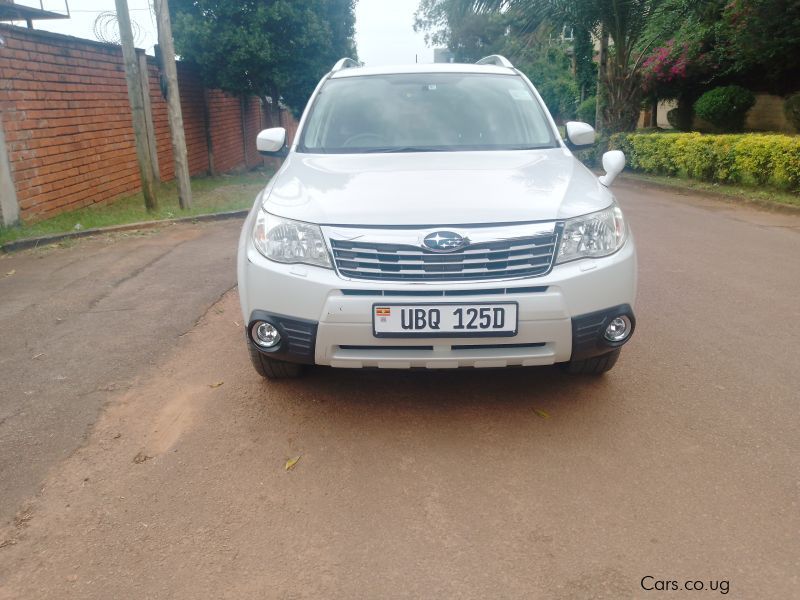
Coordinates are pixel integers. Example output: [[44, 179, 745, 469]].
[[375, 307, 391, 317]]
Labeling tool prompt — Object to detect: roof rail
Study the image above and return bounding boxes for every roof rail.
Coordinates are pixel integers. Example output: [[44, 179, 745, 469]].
[[476, 55, 514, 68], [331, 58, 361, 73]]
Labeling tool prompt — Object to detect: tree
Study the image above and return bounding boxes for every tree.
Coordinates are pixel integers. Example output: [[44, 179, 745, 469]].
[[170, 0, 357, 114], [714, 0, 800, 94], [469, 0, 670, 133], [416, 1, 589, 122], [414, 0, 508, 62]]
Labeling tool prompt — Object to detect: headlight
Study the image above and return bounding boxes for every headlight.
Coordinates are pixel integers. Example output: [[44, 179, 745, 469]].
[[556, 204, 626, 264], [252, 211, 332, 268]]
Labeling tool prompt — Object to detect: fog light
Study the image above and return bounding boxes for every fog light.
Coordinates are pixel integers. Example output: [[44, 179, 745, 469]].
[[252, 321, 281, 348], [604, 316, 632, 342]]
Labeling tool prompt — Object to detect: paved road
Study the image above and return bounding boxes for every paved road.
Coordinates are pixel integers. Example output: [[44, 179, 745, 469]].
[[0, 223, 241, 524], [0, 182, 798, 599]]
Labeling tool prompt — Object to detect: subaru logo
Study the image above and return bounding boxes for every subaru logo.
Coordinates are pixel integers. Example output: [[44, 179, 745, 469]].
[[422, 231, 467, 253]]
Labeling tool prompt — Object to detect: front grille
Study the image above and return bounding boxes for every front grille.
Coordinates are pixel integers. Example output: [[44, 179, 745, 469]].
[[330, 233, 558, 282], [340, 286, 549, 296]]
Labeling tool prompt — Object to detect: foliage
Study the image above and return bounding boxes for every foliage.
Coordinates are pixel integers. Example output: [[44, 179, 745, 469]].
[[414, 0, 508, 62], [639, 0, 800, 100], [171, 0, 357, 114], [715, 0, 800, 94], [469, 0, 670, 133], [416, 2, 583, 122], [666, 106, 692, 132], [636, 0, 717, 100], [640, 38, 714, 103], [514, 45, 578, 123], [784, 94, 800, 132], [693, 86, 755, 132], [577, 96, 596, 127], [610, 132, 800, 190], [572, 27, 595, 100], [574, 134, 608, 169]]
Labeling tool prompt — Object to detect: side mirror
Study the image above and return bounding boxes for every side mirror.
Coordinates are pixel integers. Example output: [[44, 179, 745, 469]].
[[257, 127, 287, 157], [564, 121, 596, 149], [598, 150, 626, 187]]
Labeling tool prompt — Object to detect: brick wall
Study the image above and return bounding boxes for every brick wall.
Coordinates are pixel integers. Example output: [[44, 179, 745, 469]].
[[0, 25, 298, 224], [242, 96, 265, 169], [205, 89, 244, 174], [145, 61, 211, 180], [0, 27, 140, 220]]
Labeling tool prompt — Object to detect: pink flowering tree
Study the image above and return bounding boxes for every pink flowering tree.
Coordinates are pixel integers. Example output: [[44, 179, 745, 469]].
[[639, 37, 714, 129]]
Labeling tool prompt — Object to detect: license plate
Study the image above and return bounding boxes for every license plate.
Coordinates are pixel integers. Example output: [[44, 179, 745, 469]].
[[372, 303, 518, 338]]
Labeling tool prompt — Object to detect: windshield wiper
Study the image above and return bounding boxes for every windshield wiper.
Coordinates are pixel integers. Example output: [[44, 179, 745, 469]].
[[358, 146, 446, 154]]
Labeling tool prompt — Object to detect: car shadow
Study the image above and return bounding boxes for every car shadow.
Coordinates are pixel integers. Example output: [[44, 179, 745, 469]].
[[257, 363, 618, 418]]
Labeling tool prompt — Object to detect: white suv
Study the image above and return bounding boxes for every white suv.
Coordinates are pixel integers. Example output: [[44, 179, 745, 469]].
[[237, 56, 636, 379]]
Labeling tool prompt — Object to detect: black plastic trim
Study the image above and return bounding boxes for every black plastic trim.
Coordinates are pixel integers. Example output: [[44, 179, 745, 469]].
[[570, 304, 636, 361], [247, 311, 318, 365]]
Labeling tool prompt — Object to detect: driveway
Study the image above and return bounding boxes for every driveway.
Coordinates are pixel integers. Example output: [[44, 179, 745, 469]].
[[0, 223, 240, 524], [0, 182, 798, 599]]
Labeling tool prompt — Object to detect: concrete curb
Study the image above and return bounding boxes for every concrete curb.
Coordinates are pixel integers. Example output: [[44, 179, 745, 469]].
[[1, 209, 249, 253]]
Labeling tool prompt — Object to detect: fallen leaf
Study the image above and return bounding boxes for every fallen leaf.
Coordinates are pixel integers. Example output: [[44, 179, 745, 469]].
[[133, 451, 152, 464], [533, 408, 550, 419], [5, 270, 15, 277], [285, 456, 301, 471], [209, 381, 224, 388]]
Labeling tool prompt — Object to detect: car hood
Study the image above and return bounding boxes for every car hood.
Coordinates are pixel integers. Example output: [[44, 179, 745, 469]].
[[262, 149, 611, 226]]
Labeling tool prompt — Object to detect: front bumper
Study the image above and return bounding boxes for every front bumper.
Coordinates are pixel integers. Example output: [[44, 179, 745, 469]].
[[238, 227, 637, 369]]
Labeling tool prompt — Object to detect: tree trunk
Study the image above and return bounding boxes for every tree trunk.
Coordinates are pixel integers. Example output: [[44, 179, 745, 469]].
[[595, 26, 608, 134], [602, 55, 643, 133]]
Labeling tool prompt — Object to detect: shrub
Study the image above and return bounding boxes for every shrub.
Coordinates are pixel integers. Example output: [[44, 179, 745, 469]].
[[575, 134, 608, 169], [693, 86, 755, 132], [609, 132, 800, 190], [666, 103, 693, 131], [784, 93, 800, 131], [576, 96, 596, 127]]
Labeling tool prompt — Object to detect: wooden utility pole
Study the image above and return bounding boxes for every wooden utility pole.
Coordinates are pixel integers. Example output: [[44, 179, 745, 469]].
[[155, 0, 192, 209], [137, 51, 160, 182], [114, 0, 158, 211]]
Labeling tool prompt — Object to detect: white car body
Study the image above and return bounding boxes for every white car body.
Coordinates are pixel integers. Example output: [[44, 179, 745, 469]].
[[238, 60, 637, 375]]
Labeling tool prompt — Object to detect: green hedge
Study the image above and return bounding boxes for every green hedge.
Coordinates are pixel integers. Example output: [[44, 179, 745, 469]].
[[609, 132, 800, 191]]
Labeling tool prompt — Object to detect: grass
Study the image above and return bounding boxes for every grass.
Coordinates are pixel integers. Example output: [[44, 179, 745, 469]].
[[0, 168, 273, 247], [619, 171, 800, 211]]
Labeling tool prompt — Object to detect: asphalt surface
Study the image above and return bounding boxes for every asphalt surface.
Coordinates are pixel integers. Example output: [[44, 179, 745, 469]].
[[0, 223, 240, 523], [0, 181, 798, 599]]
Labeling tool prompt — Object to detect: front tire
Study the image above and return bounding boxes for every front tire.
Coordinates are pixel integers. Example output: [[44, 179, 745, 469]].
[[560, 349, 621, 375], [247, 342, 305, 379]]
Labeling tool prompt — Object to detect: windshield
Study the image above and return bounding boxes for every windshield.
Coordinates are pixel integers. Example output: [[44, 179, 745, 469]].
[[298, 73, 558, 154]]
